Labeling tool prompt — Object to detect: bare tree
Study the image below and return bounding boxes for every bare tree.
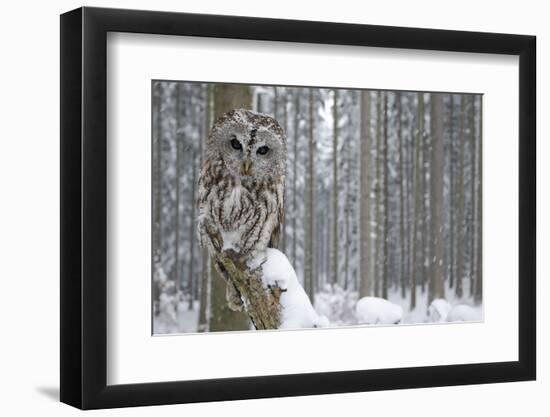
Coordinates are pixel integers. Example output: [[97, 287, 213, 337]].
[[292, 92, 300, 266], [304, 88, 316, 300], [375, 91, 383, 297], [153, 83, 163, 266], [411, 92, 424, 310], [396, 92, 407, 298], [173, 84, 182, 308], [474, 96, 483, 304], [469, 97, 477, 296], [448, 95, 456, 289], [331, 89, 339, 285], [455, 95, 466, 298], [152, 82, 163, 316], [429, 93, 446, 303], [420, 96, 430, 295], [455, 95, 467, 299], [197, 84, 212, 331], [281, 89, 289, 254], [359, 90, 372, 298], [382, 92, 389, 299]]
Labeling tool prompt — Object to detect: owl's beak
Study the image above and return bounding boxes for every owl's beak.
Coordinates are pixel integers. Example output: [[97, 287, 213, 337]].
[[240, 160, 253, 176]]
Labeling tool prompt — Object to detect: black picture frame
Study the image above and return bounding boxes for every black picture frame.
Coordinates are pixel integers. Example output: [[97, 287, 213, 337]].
[[60, 6, 536, 410]]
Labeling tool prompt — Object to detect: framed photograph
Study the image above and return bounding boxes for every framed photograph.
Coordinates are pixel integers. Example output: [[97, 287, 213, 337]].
[[60, 6, 536, 409]]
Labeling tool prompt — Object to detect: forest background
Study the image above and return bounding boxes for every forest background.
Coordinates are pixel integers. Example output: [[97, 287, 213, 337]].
[[152, 81, 483, 333]]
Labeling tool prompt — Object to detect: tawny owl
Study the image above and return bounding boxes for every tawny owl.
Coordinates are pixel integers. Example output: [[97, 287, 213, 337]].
[[197, 107, 287, 268]]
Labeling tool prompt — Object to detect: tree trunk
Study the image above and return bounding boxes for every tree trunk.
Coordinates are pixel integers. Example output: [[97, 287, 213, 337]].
[[448, 95, 455, 289], [382, 92, 389, 300], [344, 98, 351, 290], [152, 82, 163, 316], [455, 95, 466, 299], [197, 251, 210, 332], [273, 87, 278, 119], [411, 92, 424, 310], [331, 89, 339, 286], [474, 96, 483, 304], [429, 93, 446, 303], [256, 92, 263, 113], [332, 89, 340, 287], [153, 82, 163, 266], [281, 90, 289, 254], [420, 102, 429, 295], [304, 88, 315, 300], [173, 84, 182, 307], [198, 84, 212, 331], [208, 84, 252, 332], [405, 94, 413, 287], [188, 146, 197, 310], [359, 90, 372, 298], [396, 92, 406, 298], [375, 91, 383, 297], [292, 92, 300, 266], [209, 247, 283, 330], [469, 97, 477, 296]]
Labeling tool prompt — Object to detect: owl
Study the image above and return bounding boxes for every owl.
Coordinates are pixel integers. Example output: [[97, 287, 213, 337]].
[[197, 107, 287, 264]]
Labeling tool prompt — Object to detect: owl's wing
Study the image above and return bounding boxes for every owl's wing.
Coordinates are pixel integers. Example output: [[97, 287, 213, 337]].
[[268, 181, 285, 249], [197, 160, 211, 248], [268, 205, 283, 249]]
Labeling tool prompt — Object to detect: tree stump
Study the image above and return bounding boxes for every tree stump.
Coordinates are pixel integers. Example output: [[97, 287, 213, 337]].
[[206, 226, 285, 330]]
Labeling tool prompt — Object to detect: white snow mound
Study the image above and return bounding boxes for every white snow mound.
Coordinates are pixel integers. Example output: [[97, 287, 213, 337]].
[[355, 297, 403, 325], [427, 298, 452, 323], [255, 248, 329, 329], [447, 304, 483, 322]]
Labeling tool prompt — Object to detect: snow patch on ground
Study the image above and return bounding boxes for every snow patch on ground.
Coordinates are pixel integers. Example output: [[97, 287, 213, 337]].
[[385, 280, 483, 324], [427, 298, 452, 322], [447, 304, 483, 322], [355, 297, 404, 325], [153, 267, 484, 334], [154, 299, 200, 334], [314, 284, 358, 326]]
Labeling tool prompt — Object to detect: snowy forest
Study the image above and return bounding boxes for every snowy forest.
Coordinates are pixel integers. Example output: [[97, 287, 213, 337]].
[[152, 81, 483, 334]]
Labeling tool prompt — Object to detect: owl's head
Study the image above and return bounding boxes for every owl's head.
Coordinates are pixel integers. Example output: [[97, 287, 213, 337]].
[[208, 109, 287, 181]]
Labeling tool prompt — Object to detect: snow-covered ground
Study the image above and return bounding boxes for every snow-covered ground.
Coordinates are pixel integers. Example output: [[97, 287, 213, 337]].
[[355, 297, 404, 325], [154, 269, 483, 334], [154, 299, 201, 334]]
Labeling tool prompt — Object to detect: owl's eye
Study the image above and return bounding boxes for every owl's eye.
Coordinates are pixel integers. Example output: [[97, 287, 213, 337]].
[[230, 138, 242, 151], [257, 146, 269, 155]]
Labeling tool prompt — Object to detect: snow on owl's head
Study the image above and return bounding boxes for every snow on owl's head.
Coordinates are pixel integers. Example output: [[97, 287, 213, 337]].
[[208, 109, 287, 181]]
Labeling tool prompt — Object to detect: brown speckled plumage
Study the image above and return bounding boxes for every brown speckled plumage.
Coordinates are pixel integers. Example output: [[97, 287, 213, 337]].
[[197, 109, 287, 258]]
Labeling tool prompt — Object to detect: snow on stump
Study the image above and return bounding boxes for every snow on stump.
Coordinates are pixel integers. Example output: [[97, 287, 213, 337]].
[[355, 297, 403, 325], [447, 304, 483, 322], [251, 248, 328, 329], [427, 299, 452, 323]]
